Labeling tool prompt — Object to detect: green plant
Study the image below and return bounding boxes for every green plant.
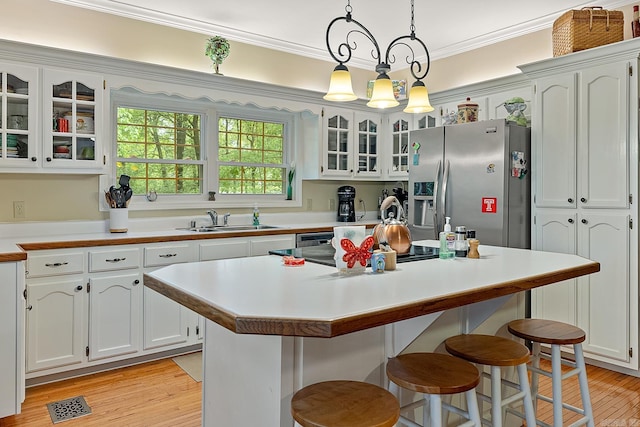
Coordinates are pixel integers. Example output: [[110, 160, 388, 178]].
[[205, 36, 230, 74]]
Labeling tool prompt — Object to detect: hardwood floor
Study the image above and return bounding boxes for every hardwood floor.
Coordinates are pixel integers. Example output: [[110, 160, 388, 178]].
[[1, 356, 639, 426]]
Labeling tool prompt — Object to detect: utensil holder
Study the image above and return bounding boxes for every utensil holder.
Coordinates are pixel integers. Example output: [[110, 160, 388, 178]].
[[109, 208, 128, 233]]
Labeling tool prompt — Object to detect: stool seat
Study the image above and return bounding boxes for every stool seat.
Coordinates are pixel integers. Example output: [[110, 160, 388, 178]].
[[387, 352, 480, 395], [445, 334, 530, 366], [508, 318, 586, 345], [291, 380, 399, 427]]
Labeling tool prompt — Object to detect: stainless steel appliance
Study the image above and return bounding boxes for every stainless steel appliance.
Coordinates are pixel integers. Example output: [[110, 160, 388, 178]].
[[408, 119, 531, 248], [296, 231, 334, 247], [337, 185, 356, 222]]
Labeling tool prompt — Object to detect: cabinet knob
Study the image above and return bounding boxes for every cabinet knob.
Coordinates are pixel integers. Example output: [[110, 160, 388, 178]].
[[581, 218, 588, 224], [26, 305, 32, 311], [568, 198, 574, 203], [568, 218, 574, 224], [580, 197, 587, 203], [133, 279, 140, 285], [31, 157, 37, 162], [46, 157, 52, 162], [76, 285, 83, 291]]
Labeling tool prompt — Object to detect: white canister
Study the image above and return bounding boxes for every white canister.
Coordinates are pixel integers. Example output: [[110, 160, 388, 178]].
[[109, 208, 128, 233]]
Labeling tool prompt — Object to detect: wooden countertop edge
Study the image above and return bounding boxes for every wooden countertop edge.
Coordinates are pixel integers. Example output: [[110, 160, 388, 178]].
[[0, 251, 27, 262], [143, 260, 600, 338], [17, 225, 352, 251]]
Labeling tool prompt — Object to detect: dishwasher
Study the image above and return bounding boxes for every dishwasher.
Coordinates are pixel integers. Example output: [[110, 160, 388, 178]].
[[295, 231, 334, 247]]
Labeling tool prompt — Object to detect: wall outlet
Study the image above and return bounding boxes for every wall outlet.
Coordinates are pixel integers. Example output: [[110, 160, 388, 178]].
[[13, 201, 25, 219], [306, 198, 312, 211], [329, 199, 335, 211]]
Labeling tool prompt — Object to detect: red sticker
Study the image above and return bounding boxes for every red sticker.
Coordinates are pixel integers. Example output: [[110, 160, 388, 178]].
[[482, 197, 497, 213]]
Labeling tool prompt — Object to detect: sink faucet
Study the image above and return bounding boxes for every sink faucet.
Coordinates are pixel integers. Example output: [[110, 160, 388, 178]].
[[223, 213, 231, 226], [207, 210, 218, 226]]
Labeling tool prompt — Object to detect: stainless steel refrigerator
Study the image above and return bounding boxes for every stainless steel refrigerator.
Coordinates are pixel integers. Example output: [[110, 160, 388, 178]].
[[408, 119, 531, 248]]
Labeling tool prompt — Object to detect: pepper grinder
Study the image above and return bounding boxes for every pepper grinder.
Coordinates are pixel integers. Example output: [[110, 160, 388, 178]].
[[468, 239, 480, 259]]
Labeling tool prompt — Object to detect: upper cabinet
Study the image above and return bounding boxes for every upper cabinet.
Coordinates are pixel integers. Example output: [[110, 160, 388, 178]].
[[0, 62, 39, 168], [318, 107, 382, 179], [0, 60, 106, 174], [531, 61, 629, 209], [43, 69, 104, 171]]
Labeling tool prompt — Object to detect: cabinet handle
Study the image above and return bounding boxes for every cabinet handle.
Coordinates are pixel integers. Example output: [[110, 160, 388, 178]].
[[568, 218, 574, 224], [76, 285, 83, 291], [580, 197, 587, 203], [31, 157, 37, 162], [45, 262, 69, 268], [581, 219, 588, 224], [46, 157, 52, 162], [568, 198, 574, 203], [26, 305, 32, 311], [133, 279, 140, 285], [158, 253, 177, 258], [106, 257, 126, 263]]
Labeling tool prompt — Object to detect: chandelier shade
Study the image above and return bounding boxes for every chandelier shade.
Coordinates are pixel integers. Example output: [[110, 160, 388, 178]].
[[403, 80, 434, 113], [323, 64, 358, 101], [367, 72, 399, 109]]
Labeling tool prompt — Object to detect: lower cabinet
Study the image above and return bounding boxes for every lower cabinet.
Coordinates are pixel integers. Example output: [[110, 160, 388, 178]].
[[532, 210, 633, 368], [143, 286, 191, 350]]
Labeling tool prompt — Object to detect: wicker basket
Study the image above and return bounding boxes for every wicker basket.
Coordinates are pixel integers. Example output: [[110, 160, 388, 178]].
[[553, 7, 623, 57]]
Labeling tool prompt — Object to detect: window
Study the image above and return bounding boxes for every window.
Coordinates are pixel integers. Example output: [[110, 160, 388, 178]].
[[111, 89, 298, 210], [217, 117, 285, 195]]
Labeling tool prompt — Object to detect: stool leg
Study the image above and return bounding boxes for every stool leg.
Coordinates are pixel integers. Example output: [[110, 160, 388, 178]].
[[530, 341, 541, 414], [517, 363, 538, 427], [464, 388, 482, 426], [574, 344, 595, 427], [430, 394, 442, 427], [490, 365, 503, 427], [551, 344, 563, 426]]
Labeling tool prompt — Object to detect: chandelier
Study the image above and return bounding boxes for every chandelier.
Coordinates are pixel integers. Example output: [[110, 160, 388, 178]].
[[323, 0, 434, 113]]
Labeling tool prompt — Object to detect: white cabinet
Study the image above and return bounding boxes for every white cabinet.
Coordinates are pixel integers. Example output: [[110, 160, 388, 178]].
[[200, 237, 250, 261], [386, 113, 411, 178], [522, 46, 638, 371], [250, 234, 296, 256], [89, 273, 142, 360], [0, 61, 39, 169], [319, 108, 381, 179], [26, 279, 86, 373], [42, 68, 104, 171]]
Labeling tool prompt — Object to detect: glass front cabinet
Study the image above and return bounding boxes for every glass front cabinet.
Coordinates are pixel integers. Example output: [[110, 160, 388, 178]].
[[43, 69, 103, 170], [0, 62, 38, 168]]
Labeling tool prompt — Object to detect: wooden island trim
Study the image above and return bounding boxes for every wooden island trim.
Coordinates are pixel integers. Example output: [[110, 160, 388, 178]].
[[143, 261, 599, 338]]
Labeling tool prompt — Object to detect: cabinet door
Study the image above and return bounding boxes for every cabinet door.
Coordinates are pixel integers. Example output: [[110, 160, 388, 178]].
[[577, 62, 629, 209], [143, 286, 189, 350], [531, 211, 577, 324], [0, 62, 39, 168], [199, 238, 250, 261], [353, 113, 381, 178], [42, 68, 103, 170], [250, 235, 295, 256], [322, 108, 352, 177], [387, 113, 411, 178], [26, 279, 86, 372], [88, 273, 141, 361], [576, 213, 630, 362], [533, 74, 577, 208]]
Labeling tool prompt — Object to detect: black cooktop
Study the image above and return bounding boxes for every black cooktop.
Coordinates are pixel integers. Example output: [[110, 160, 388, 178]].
[[269, 244, 439, 267]]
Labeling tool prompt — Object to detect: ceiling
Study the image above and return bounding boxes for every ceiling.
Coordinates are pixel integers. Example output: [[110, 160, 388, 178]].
[[53, 0, 633, 70]]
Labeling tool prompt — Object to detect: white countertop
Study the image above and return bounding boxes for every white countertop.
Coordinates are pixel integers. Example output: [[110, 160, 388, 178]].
[[144, 241, 600, 337]]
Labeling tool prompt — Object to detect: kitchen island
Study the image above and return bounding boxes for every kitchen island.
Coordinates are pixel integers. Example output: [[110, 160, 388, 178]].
[[144, 243, 599, 426]]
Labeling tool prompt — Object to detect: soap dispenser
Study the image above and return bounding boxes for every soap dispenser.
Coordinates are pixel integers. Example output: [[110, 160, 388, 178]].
[[439, 217, 455, 259], [252, 203, 260, 226]]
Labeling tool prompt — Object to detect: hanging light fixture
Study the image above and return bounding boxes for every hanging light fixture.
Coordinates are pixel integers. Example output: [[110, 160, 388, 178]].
[[324, 0, 433, 113]]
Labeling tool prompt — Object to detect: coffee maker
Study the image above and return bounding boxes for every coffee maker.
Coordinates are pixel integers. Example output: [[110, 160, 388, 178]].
[[337, 185, 356, 222]]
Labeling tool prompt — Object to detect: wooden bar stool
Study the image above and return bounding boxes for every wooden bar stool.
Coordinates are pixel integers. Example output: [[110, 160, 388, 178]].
[[444, 334, 537, 427], [386, 352, 482, 427], [507, 319, 595, 427], [291, 380, 399, 427]]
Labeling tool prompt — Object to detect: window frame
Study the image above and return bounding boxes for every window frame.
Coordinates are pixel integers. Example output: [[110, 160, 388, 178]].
[[107, 89, 299, 211]]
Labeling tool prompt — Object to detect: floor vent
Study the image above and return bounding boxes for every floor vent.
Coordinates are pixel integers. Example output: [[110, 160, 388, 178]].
[[46, 396, 92, 424]]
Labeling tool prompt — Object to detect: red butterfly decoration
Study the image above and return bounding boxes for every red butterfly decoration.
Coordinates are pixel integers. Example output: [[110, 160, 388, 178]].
[[341, 235, 375, 268]]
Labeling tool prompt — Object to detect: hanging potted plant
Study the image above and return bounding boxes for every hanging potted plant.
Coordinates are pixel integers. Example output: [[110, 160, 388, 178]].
[[205, 36, 230, 75]]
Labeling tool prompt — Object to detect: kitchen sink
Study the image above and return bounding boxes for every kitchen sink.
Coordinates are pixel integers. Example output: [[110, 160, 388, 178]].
[[178, 225, 280, 232]]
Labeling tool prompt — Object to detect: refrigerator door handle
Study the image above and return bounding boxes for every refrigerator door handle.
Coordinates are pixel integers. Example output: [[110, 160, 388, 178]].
[[441, 160, 450, 230], [432, 160, 442, 239]]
